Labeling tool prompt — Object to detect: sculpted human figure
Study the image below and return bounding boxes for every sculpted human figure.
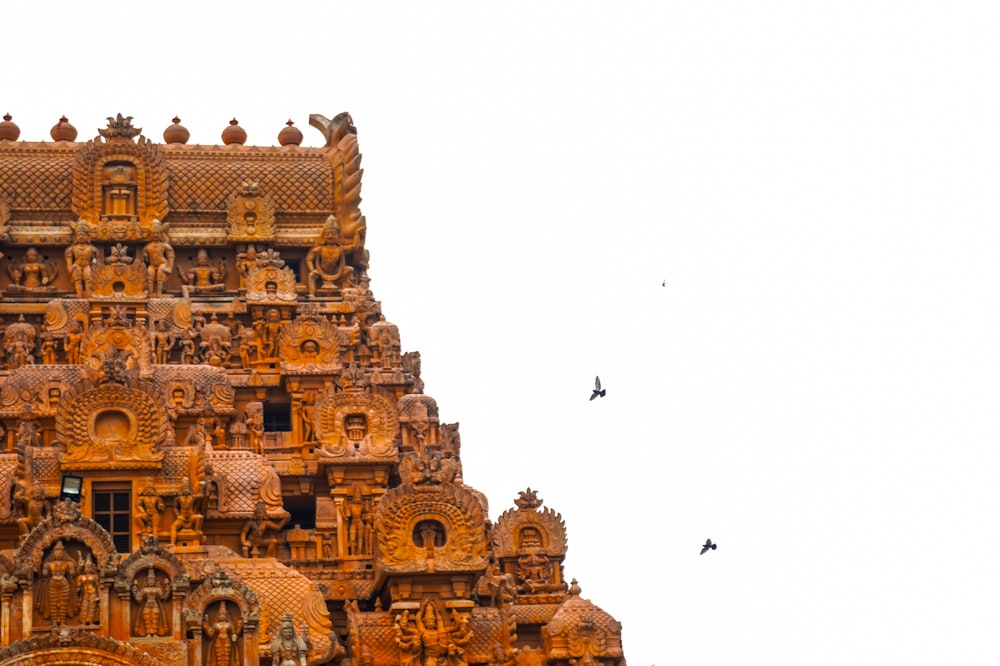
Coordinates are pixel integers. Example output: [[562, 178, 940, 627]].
[[270, 613, 309, 666], [37, 540, 79, 624], [253, 308, 282, 359], [240, 501, 287, 558], [515, 528, 553, 592], [135, 481, 165, 538], [203, 603, 241, 666], [170, 478, 204, 544], [8, 247, 56, 290], [396, 610, 420, 666], [152, 320, 175, 364], [65, 222, 99, 297], [414, 602, 469, 666], [76, 555, 101, 624], [17, 481, 49, 538], [183, 249, 226, 294], [64, 320, 84, 365], [142, 220, 175, 296], [132, 567, 171, 637], [40, 337, 58, 364], [305, 215, 356, 295]]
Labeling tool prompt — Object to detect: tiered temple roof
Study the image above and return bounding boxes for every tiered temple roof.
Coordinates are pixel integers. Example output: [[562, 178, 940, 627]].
[[0, 112, 625, 666]]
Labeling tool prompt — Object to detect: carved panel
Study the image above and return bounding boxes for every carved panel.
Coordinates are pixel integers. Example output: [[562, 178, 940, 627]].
[[226, 182, 276, 241], [375, 483, 488, 573], [314, 386, 398, 459]]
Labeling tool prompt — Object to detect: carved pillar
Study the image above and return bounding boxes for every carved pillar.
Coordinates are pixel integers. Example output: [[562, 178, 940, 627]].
[[18, 579, 32, 639], [334, 497, 347, 558], [99, 578, 112, 636], [172, 586, 188, 640], [116, 588, 132, 641], [190, 625, 203, 666], [0, 577, 16, 646], [242, 615, 260, 666]]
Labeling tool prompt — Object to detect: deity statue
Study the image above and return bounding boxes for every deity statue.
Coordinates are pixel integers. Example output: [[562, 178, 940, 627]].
[[203, 602, 242, 666], [182, 249, 226, 295], [170, 478, 204, 544], [235, 244, 260, 290], [135, 481, 165, 538], [245, 403, 265, 454], [7, 247, 56, 291], [178, 327, 199, 365], [305, 215, 356, 295], [17, 481, 49, 538], [240, 501, 288, 558], [395, 610, 420, 666], [4, 315, 37, 370], [413, 601, 470, 666], [142, 220, 175, 296], [147, 319, 173, 364], [253, 308, 282, 359], [132, 567, 171, 637], [37, 540, 79, 624], [64, 320, 84, 365], [16, 419, 40, 449], [40, 336, 59, 364], [338, 487, 367, 556], [65, 221, 99, 297], [270, 613, 309, 666], [76, 554, 101, 624], [515, 528, 553, 593]]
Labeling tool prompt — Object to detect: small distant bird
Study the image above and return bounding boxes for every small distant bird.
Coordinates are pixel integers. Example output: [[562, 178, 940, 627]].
[[700, 539, 717, 555], [590, 376, 606, 401], [662, 279, 666, 287]]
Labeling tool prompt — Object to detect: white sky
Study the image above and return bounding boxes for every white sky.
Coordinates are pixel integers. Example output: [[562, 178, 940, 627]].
[[5, 2, 1000, 664]]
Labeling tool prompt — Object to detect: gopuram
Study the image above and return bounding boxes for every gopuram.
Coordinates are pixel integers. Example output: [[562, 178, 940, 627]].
[[0, 112, 626, 666]]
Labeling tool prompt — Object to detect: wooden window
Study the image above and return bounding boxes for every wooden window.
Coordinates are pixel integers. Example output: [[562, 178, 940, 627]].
[[92, 482, 131, 553]]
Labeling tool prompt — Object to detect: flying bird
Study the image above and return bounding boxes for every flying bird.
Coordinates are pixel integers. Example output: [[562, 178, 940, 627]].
[[662, 279, 666, 287], [590, 376, 606, 401], [700, 539, 717, 555]]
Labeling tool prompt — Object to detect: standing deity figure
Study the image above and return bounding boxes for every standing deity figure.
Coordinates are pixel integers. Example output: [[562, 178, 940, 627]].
[[338, 488, 366, 556], [305, 215, 356, 295], [253, 308, 282, 359], [170, 478, 204, 544], [396, 610, 421, 666], [37, 540, 79, 624], [203, 602, 242, 666], [270, 613, 309, 666], [132, 568, 171, 637], [135, 481, 165, 538], [65, 221, 99, 297], [64, 320, 84, 365], [142, 220, 175, 296], [152, 319, 175, 364], [183, 249, 226, 294], [76, 555, 101, 624], [245, 403, 265, 454]]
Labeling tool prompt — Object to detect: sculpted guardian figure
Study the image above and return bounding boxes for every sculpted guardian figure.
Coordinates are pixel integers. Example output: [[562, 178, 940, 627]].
[[65, 221, 99, 297], [305, 215, 356, 295], [142, 220, 175, 296]]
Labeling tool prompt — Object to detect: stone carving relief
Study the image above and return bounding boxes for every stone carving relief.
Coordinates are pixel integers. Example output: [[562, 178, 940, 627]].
[[306, 215, 358, 295], [5, 247, 58, 293], [226, 182, 276, 242], [71, 114, 170, 236], [181, 249, 226, 296], [375, 483, 488, 574], [314, 385, 398, 459], [277, 310, 341, 372], [90, 242, 147, 298], [246, 252, 297, 303], [396, 600, 472, 666], [493, 489, 568, 597], [3, 315, 36, 369], [142, 220, 175, 296]]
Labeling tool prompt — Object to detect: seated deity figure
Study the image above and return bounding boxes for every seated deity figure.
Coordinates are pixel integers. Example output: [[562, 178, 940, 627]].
[[142, 220, 175, 296], [305, 215, 356, 295], [65, 222, 99, 297], [7, 247, 56, 291], [170, 478, 204, 544], [183, 249, 226, 294]]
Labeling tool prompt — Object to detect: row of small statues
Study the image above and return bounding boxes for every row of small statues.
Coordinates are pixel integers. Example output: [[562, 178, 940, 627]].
[[0, 311, 401, 371], [5, 214, 361, 298]]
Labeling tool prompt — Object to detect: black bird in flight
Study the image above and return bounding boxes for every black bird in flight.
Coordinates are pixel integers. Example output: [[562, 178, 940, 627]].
[[662, 279, 666, 287], [700, 539, 717, 555], [590, 376, 606, 401]]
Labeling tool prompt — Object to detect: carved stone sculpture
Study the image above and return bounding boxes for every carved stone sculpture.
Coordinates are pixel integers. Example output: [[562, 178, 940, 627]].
[[65, 221, 99, 297], [142, 220, 175, 296], [306, 215, 356, 295], [270, 612, 308, 666], [132, 567, 171, 637]]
